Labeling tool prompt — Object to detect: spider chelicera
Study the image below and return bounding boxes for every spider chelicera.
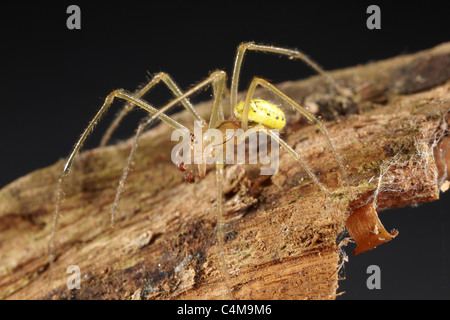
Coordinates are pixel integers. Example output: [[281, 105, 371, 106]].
[[50, 42, 353, 299]]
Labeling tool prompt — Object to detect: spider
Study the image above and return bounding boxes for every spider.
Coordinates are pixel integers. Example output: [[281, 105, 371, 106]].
[[50, 42, 353, 299]]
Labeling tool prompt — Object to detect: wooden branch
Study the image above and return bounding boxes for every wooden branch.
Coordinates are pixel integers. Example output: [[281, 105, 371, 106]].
[[1, 42, 449, 300]]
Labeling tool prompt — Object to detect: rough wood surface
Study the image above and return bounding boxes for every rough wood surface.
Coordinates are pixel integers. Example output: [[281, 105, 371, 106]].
[[0, 43, 449, 300]]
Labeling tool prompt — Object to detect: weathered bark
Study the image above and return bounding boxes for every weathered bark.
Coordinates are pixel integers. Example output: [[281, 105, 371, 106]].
[[0, 43, 449, 300]]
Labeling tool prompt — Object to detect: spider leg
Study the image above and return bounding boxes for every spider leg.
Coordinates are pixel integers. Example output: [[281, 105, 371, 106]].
[[215, 162, 233, 299], [109, 71, 227, 227], [62, 90, 188, 175], [243, 77, 351, 194], [51, 71, 228, 266], [109, 117, 147, 228], [99, 72, 204, 147], [108, 72, 232, 298], [49, 90, 189, 266], [229, 42, 353, 115], [265, 128, 331, 197]]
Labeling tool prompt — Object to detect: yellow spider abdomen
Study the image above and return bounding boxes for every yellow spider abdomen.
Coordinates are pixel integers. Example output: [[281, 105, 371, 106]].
[[234, 99, 286, 130]]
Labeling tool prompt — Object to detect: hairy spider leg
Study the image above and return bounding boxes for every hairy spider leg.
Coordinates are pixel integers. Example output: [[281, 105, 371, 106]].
[[215, 162, 233, 299], [110, 71, 227, 227], [229, 42, 353, 117], [62, 90, 186, 175], [50, 70, 231, 294], [109, 117, 147, 228], [266, 129, 330, 196], [50, 90, 190, 266], [107, 70, 233, 298], [241, 77, 351, 195], [99, 72, 203, 147]]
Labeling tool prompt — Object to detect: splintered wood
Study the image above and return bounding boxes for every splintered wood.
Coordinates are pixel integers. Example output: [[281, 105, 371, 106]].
[[0, 42, 449, 300]]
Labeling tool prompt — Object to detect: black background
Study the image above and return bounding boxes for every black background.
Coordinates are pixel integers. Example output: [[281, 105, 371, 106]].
[[0, 1, 449, 299]]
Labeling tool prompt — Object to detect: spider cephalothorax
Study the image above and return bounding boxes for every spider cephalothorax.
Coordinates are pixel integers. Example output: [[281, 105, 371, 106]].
[[175, 98, 286, 184]]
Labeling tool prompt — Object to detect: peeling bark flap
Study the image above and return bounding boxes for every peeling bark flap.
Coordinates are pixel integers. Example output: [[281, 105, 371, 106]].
[[346, 202, 399, 255]]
